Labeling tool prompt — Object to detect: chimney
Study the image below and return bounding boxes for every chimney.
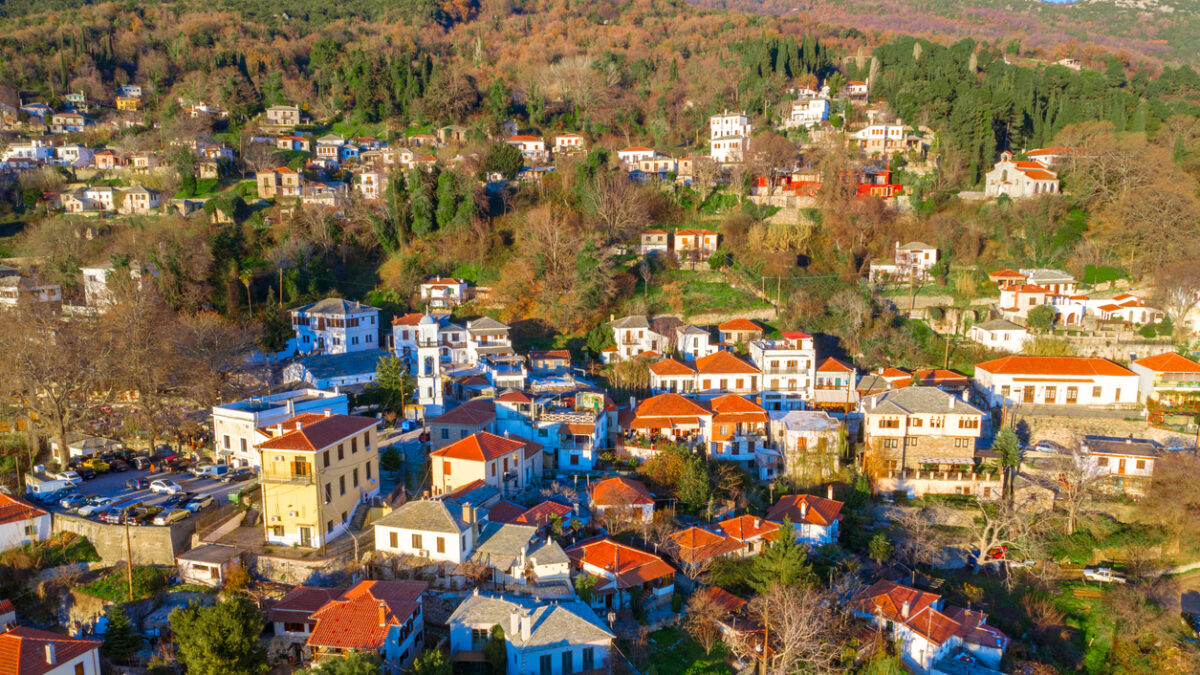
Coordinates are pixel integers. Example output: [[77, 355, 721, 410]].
[[295, 421, 303, 430], [827, 484, 834, 500], [754, 518, 762, 529], [286, 398, 296, 415], [520, 613, 531, 642], [949, 396, 955, 410], [901, 601, 911, 619], [324, 408, 332, 417], [44, 643, 55, 665], [378, 602, 388, 626], [799, 501, 808, 519], [1126, 435, 1132, 444], [273, 423, 283, 437], [509, 611, 520, 637]]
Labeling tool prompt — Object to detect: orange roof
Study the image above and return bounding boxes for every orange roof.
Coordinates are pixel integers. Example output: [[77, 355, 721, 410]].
[[781, 331, 811, 340], [0, 627, 99, 675], [620, 146, 654, 153], [392, 312, 425, 326], [643, 229, 667, 236], [496, 391, 536, 403], [907, 606, 963, 646], [766, 494, 844, 526], [878, 367, 911, 381], [307, 580, 428, 651], [914, 369, 969, 385], [976, 356, 1135, 378], [429, 399, 495, 427], [1002, 283, 1049, 294], [485, 499, 528, 524], [591, 477, 654, 506], [565, 538, 675, 588], [716, 515, 779, 542], [633, 393, 711, 419], [709, 394, 767, 423], [269, 586, 344, 624], [718, 318, 761, 332], [1134, 352, 1200, 373], [1027, 147, 1071, 156], [852, 579, 940, 625], [650, 358, 696, 376], [988, 268, 1024, 280], [695, 351, 760, 375], [514, 500, 573, 526], [507, 135, 542, 142], [0, 495, 47, 526], [817, 357, 854, 373], [257, 413, 377, 452], [1020, 169, 1057, 181], [529, 349, 571, 360], [701, 587, 747, 614], [430, 431, 542, 462], [675, 228, 716, 237]]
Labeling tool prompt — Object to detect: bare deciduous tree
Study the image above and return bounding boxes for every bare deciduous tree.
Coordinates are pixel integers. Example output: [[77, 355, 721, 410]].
[[894, 507, 944, 568], [683, 590, 726, 655], [579, 170, 649, 243], [1053, 446, 1107, 536], [966, 495, 1045, 578], [732, 585, 848, 675]]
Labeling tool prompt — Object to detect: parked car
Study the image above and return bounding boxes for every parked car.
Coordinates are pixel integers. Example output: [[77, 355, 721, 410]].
[[1083, 567, 1127, 584], [400, 419, 418, 433], [98, 501, 141, 524], [108, 459, 130, 472], [35, 488, 75, 504], [151, 509, 190, 526], [125, 477, 149, 490], [149, 479, 183, 495], [184, 495, 215, 512], [77, 496, 115, 517], [1033, 440, 1066, 453], [220, 468, 255, 484], [190, 464, 229, 479], [54, 471, 83, 486], [132, 457, 151, 471], [80, 458, 110, 473], [76, 467, 97, 480], [162, 492, 192, 509], [130, 506, 162, 525], [59, 493, 89, 510]]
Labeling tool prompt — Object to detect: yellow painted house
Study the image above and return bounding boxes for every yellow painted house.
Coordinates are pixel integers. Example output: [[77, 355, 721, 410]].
[[429, 431, 543, 499], [256, 411, 379, 548]]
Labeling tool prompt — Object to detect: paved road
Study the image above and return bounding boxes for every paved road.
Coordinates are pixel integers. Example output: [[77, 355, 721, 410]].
[[45, 467, 242, 517]]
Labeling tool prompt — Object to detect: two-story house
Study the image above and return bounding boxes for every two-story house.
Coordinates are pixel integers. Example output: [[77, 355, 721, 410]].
[[430, 431, 543, 498], [784, 97, 829, 129], [813, 357, 859, 411], [1079, 435, 1159, 496], [974, 356, 1139, 408], [1130, 352, 1200, 406], [708, 394, 769, 471], [640, 230, 669, 256], [212, 388, 349, 469], [307, 580, 429, 673], [709, 111, 751, 163], [622, 393, 713, 460], [420, 277, 470, 309], [448, 593, 614, 675], [617, 147, 656, 167], [266, 105, 303, 126], [373, 499, 482, 563], [766, 410, 842, 482], [607, 316, 672, 362], [717, 318, 762, 345], [256, 412, 380, 548], [675, 324, 716, 361], [291, 298, 380, 355], [765, 489, 843, 547], [0, 627, 101, 675], [693, 351, 761, 398], [554, 133, 586, 154], [589, 477, 654, 525], [269, 585, 343, 651], [672, 229, 719, 264], [429, 399, 497, 450], [257, 167, 304, 199], [565, 538, 675, 613], [505, 135, 547, 163], [750, 332, 817, 411]]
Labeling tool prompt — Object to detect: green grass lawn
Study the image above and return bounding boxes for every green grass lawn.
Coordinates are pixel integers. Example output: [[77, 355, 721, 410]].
[[630, 269, 771, 319], [645, 628, 733, 675], [1054, 582, 1114, 673], [79, 565, 168, 602]]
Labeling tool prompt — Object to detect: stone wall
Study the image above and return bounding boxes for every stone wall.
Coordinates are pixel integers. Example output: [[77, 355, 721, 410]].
[[52, 514, 193, 566], [868, 436, 976, 469]]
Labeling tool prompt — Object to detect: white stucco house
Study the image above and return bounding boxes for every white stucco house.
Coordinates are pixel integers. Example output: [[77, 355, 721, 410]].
[[967, 319, 1030, 353]]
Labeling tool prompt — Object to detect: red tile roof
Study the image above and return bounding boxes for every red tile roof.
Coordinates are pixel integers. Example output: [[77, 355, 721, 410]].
[[701, 587, 747, 614], [669, 527, 742, 564], [620, 146, 654, 153], [975, 356, 1135, 378], [495, 391, 536, 403], [852, 579, 940, 626], [269, 586, 344, 625], [565, 538, 675, 589], [430, 431, 542, 462], [1027, 147, 1071, 156], [429, 399, 495, 427], [392, 313, 425, 326], [987, 268, 1024, 280], [307, 580, 428, 652], [257, 413, 377, 452], [906, 606, 963, 646], [649, 359, 696, 376], [817, 357, 854, 373], [694, 351, 760, 375], [716, 515, 779, 542], [0, 495, 47, 526], [514, 500, 573, 527], [718, 318, 761, 332], [913, 369, 969, 386], [507, 135, 542, 142], [1133, 352, 1200, 374], [766, 494, 844, 527], [591, 477, 654, 506], [0, 626, 100, 675], [485, 500, 528, 524], [633, 393, 711, 418], [529, 350, 571, 360], [781, 331, 811, 340]]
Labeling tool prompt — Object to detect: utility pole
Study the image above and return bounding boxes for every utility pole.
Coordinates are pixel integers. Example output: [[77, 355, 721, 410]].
[[123, 506, 134, 602], [760, 599, 770, 675]]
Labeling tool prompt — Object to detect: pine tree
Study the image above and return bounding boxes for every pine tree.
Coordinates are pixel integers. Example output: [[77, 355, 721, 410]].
[[435, 170, 458, 229], [483, 625, 507, 674], [749, 519, 813, 592], [676, 455, 710, 510], [101, 606, 141, 664]]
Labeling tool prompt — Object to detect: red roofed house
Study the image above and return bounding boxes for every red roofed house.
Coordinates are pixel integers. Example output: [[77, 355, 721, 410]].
[[419, 276, 469, 309], [504, 135, 547, 162], [0, 494, 50, 550], [590, 477, 655, 524], [851, 579, 1008, 673], [714, 515, 779, 557], [717, 319, 762, 345], [672, 229, 719, 264], [813, 357, 859, 411], [617, 147, 656, 167], [707, 394, 769, 470], [648, 358, 697, 395], [669, 527, 743, 571], [430, 431, 543, 498], [306, 580, 429, 672], [694, 351, 761, 398], [565, 538, 675, 613], [254, 412, 380, 549], [987, 269, 1025, 287], [749, 331, 818, 411], [1089, 293, 1164, 325], [984, 151, 1059, 199], [528, 349, 571, 376], [428, 399, 496, 450], [0, 626, 100, 675], [765, 490, 843, 546], [1131, 352, 1200, 406], [622, 393, 713, 460], [974, 356, 1139, 408], [269, 585, 344, 651]]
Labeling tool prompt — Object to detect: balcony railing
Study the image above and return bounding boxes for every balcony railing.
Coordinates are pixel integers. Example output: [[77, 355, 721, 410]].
[[260, 471, 314, 485], [761, 368, 806, 375]]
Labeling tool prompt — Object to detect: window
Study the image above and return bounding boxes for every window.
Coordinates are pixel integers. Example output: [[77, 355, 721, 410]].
[[491, 464, 496, 476], [272, 526, 284, 537], [441, 429, 449, 440], [570, 454, 579, 465], [351, 438, 358, 453], [75, 664, 84, 675], [930, 416, 944, 429], [1092, 386, 1102, 398], [240, 438, 247, 454], [339, 476, 346, 495], [583, 647, 595, 671], [323, 450, 330, 467], [353, 468, 359, 487], [327, 520, 334, 533], [412, 533, 423, 549], [283, 622, 306, 633], [366, 462, 372, 480], [436, 537, 445, 553], [910, 418, 923, 428], [538, 429, 548, 438], [390, 532, 398, 549], [1098, 457, 1109, 467], [23, 525, 35, 536], [562, 650, 573, 674], [325, 483, 332, 503], [1136, 460, 1146, 470], [338, 444, 345, 460], [540, 654, 553, 675], [444, 461, 452, 475], [999, 385, 1010, 398], [223, 435, 230, 449]]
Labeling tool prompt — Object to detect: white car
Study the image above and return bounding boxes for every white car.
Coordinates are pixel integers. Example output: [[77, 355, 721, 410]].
[[149, 479, 183, 495], [1083, 567, 1127, 584], [54, 471, 83, 486], [77, 497, 114, 516]]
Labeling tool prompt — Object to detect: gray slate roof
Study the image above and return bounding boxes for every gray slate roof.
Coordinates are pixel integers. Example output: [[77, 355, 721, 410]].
[[864, 387, 982, 416], [468, 316, 510, 333], [177, 544, 243, 564], [288, 349, 389, 381], [610, 315, 650, 329], [471, 523, 537, 569], [676, 324, 709, 336], [298, 297, 378, 316], [529, 539, 569, 566], [1081, 435, 1161, 458], [374, 499, 469, 534], [898, 241, 935, 250], [449, 593, 614, 648]]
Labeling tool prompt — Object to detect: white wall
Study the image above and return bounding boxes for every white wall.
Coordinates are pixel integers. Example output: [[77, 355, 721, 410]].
[[375, 524, 472, 563], [0, 513, 51, 551]]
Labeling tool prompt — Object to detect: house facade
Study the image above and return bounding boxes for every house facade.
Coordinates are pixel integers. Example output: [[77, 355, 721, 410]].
[[750, 332, 817, 410], [0, 627, 101, 675], [974, 356, 1139, 408], [0, 494, 51, 550], [862, 388, 984, 474], [429, 431, 544, 498], [373, 499, 482, 563], [709, 111, 751, 163], [307, 580, 428, 673], [291, 298, 380, 355], [984, 152, 1060, 199], [212, 389, 349, 469], [967, 319, 1030, 353]]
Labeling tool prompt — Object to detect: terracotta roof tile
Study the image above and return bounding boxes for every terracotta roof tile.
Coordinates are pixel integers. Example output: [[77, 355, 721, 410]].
[[701, 587, 747, 614], [1133, 352, 1200, 374], [632, 393, 711, 419], [307, 580, 428, 652], [591, 477, 654, 506], [431, 431, 542, 462], [0, 495, 47, 526], [257, 414, 377, 452], [817, 357, 854, 373], [766, 494, 844, 527], [565, 538, 674, 588], [718, 318, 761, 332], [513, 500, 573, 527], [485, 500, 527, 524], [429, 399, 496, 427], [716, 515, 778, 542], [975, 356, 1135, 378], [694, 351, 760, 375], [269, 586, 343, 624], [649, 359, 696, 376], [0, 626, 99, 675]]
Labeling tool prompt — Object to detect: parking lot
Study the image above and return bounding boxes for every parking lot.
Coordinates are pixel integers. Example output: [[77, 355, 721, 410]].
[[42, 466, 248, 524]]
